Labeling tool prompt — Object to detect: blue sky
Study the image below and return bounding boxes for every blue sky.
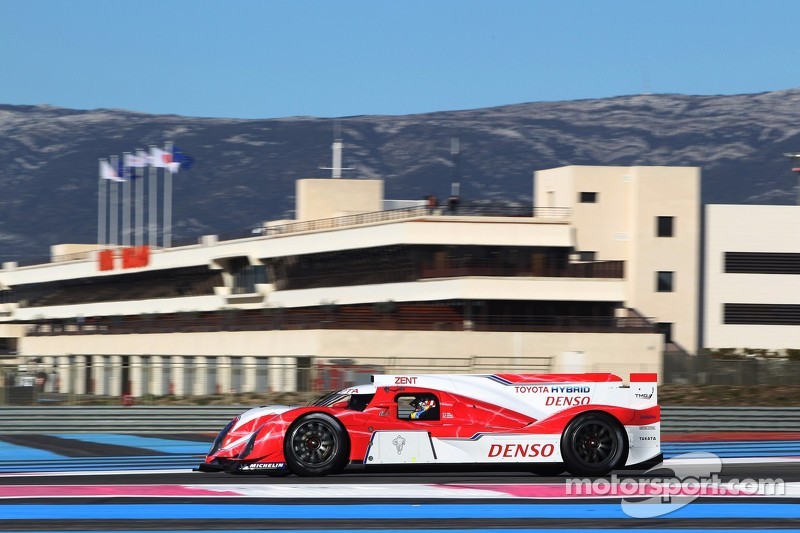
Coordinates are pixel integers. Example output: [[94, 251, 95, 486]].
[[2, 0, 800, 119]]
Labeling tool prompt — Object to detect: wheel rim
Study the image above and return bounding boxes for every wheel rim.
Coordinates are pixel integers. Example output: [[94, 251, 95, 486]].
[[290, 420, 337, 467], [571, 421, 616, 466]]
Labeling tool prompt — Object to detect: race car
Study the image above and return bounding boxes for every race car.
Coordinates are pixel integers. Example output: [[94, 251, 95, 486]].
[[198, 372, 660, 477]]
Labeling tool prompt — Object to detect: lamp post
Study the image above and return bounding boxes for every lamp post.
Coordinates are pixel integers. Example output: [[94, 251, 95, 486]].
[[782, 152, 800, 205]]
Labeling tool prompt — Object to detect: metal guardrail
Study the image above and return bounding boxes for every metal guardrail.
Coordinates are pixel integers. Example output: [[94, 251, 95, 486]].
[[661, 406, 800, 432], [0, 406, 798, 434], [0, 406, 244, 434]]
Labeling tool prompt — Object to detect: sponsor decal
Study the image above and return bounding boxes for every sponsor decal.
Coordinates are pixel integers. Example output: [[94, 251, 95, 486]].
[[395, 376, 417, 385], [545, 396, 590, 406], [639, 414, 656, 420], [341, 388, 360, 394], [639, 436, 657, 441], [635, 387, 655, 399], [392, 435, 406, 454], [514, 385, 591, 394], [639, 425, 657, 431], [242, 462, 286, 470], [442, 412, 454, 419], [488, 443, 555, 458]]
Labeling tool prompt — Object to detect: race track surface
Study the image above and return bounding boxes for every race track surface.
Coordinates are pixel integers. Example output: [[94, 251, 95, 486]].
[[1, 432, 799, 531]]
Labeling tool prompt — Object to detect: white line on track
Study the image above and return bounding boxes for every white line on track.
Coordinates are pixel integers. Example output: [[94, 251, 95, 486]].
[[665, 456, 800, 466], [2, 455, 798, 478], [0, 469, 196, 478], [1, 482, 800, 500]]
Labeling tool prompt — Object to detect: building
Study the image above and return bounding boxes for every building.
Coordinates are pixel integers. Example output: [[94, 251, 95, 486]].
[[704, 204, 800, 351], [0, 165, 703, 399], [535, 166, 701, 354]]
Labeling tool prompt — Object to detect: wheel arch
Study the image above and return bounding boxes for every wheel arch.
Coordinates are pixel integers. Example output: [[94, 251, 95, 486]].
[[560, 409, 630, 476], [283, 411, 351, 476], [565, 408, 630, 452]]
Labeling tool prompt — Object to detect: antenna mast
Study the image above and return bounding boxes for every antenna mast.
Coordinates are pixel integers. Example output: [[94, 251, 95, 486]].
[[450, 137, 460, 196], [320, 121, 354, 178]]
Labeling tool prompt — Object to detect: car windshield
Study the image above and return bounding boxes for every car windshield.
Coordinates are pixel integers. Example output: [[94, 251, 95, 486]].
[[309, 391, 375, 412], [309, 391, 348, 407]]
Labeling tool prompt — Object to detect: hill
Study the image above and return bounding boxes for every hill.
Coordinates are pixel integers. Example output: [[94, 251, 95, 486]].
[[2, 90, 800, 262]]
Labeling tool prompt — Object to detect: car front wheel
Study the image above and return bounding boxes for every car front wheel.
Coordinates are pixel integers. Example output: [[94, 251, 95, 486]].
[[284, 413, 349, 476], [561, 412, 627, 477]]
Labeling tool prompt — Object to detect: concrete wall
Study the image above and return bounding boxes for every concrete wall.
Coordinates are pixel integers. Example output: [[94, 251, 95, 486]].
[[50, 244, 101, 259], [627, 166, 700, 353], [296, 178, 383, 220]]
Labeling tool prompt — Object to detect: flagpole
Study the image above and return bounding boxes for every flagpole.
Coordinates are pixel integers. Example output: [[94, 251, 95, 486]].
[[122, 152, 131, 247], [110, 155, 119, 248], [135, 151, 144, 247], [164, 141, 173, 248], [148, 145, 158, 248], [98, 159, 107, 249]]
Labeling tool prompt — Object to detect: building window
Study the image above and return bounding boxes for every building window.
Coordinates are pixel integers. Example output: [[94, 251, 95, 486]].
[[724, 303, 800, 325], [656, 322, 673, 344], [232, 264, 268, 294], [657, 216, 674, 237], [725, 252, 800, 275], [579, 192, 597, 203], [577, 251, 596, 262], [656, 271, 674, 292]]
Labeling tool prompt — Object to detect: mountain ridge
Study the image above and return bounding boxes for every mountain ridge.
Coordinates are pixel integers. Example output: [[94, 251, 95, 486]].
[[2, 90, 799, 263]]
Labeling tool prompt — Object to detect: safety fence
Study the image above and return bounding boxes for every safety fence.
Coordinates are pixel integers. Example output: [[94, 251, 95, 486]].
[[664, 352, 800, 385], [3, 354, 798, 407], [0, 406, 798, 434]]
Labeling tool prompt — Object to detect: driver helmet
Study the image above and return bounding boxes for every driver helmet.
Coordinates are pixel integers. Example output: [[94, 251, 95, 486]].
[[410, 396, 437, 419]]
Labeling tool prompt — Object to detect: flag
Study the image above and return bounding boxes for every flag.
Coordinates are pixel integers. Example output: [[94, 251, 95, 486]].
[[124, 152, 149, 168], [151, 146, 180, 173], [172, 146, 194, 170], [137, 149, 152, 166], [100, 160, 124, 182]]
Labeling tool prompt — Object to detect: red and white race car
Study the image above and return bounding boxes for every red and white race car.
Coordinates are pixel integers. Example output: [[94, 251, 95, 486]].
[[199, 372, 661, 477]]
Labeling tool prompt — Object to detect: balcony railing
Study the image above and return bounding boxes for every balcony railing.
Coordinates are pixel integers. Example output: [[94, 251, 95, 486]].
[[419, 260, 624, 279], [25, 311, 655, 337], [215, 204, 568, 243], [8, 204, 570, 268]]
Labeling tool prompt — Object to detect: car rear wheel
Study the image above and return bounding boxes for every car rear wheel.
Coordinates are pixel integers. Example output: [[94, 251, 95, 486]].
[[561, 412, 627, 476], [284, 413, 349, 476]]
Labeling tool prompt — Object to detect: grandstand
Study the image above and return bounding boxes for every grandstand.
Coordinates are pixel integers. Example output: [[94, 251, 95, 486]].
[[0, 167, 701, 399]]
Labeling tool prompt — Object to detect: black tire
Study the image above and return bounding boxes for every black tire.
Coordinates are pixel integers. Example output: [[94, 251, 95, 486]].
[[284, 413, 349, 476], [561, 412, 627, 477]]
